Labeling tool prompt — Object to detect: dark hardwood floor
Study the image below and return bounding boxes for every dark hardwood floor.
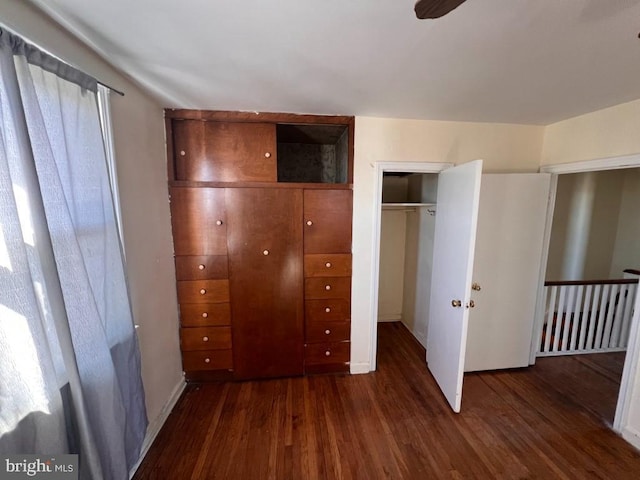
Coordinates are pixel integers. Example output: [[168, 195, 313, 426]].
[[134, 322, 640, 479]]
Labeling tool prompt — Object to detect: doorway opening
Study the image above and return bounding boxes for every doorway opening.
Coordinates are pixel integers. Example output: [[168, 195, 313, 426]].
[[533, 167, 640, 425], [534, 155, 640, 434]]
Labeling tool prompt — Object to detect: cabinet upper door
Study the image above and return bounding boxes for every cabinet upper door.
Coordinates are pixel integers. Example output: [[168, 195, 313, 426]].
[[303, 189, 352, 254], [226, 188, 304, 379], [173, 120, 277, 182], [170, 187, 227, 255]]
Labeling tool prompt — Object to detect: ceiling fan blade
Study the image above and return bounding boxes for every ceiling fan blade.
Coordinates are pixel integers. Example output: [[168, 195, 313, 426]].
[[414, 0, 468, 19]]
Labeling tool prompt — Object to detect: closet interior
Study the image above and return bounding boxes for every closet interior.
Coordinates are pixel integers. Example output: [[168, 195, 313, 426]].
[[378, 172, 438, 347]]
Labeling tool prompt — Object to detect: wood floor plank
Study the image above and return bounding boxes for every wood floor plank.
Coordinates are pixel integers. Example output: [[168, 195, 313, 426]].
[[134, 322, 640, 479]]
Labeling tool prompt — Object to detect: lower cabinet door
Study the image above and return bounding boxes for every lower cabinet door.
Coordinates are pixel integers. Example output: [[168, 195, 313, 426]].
[[226, 188, 304, 379]]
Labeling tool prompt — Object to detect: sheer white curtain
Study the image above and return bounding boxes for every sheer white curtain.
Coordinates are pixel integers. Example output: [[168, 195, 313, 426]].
[[0, 29, 147, 480]]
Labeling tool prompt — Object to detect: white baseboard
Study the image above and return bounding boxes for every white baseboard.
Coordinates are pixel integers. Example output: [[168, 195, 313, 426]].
[[350, 362, 372, 374], [129, 377, 186, 478], [622, 426, 640, 452], [378, 314, 401, 322]]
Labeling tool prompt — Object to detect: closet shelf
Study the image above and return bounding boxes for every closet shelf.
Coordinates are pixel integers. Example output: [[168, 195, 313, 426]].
[[382, 203, 436, 210]]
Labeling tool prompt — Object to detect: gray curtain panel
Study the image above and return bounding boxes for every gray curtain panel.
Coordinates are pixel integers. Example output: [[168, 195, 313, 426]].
[[0, 28, 147, 480]]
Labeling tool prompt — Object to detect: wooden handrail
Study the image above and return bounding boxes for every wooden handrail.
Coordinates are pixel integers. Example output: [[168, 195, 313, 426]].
[[545, 278, 639, 287]]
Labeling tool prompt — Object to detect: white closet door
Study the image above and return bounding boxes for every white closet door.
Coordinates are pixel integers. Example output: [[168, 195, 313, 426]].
[[427, 160, 483, 413], [464, 173, 551, 372]]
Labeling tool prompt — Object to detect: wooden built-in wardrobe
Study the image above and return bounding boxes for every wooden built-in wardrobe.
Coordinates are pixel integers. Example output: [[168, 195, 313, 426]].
[[166, 110, 354, 381]]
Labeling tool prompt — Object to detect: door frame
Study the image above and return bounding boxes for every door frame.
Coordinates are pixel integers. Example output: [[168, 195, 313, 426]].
[[532, 153, 640, 436], [369, 161, 452, 370]]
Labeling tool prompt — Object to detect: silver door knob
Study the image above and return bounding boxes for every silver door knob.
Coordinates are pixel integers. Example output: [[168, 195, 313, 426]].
[[325, 285, 331, 291], [451, 299, 462, 307], [198, 264, 205, 270], [200, 289, 206, 295], [216, 220, 223, 226], [204, 358, 211, 363], [325, 329, 331, 335], [202, 312, 208, 318], [325, 262, 332, 268], [325, 307, 331, 313], [180, 150, 186, 156], [202, 336, 209, 342], [306, 220, 313, 226], [325, 350, 331, 357], [264, 152, 271, 158], [263, 250, 269, 256]]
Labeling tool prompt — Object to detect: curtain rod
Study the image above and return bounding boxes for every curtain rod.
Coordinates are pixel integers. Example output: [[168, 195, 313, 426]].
[[98, 81, 125, 97]]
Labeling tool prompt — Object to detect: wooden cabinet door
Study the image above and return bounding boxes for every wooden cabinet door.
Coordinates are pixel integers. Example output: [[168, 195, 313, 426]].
[[303, 189, 352, 253], [226, 188, 304, 379], [173, 120, 277, 182], [170, 187, 227, 255]]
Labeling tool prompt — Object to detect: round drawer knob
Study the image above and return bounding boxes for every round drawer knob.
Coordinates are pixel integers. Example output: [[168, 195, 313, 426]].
[[325, 350, 331, 357], [199, 289, 206, 295], [198, 264, 205, 270], [180, 150, 186, 156], [325, 285, 331, 291], [263, 250, 269, 256], [264, 152, 272, 158], [325, 307, 331, 313], [216, 220, 223, 226], [202, 336, 209, 342], [204, 358, 211, 364], [306, 220, 313, 226], [325, 262, 332, 268], [202, 312, 208, 318], [325, 329, 331, 335]]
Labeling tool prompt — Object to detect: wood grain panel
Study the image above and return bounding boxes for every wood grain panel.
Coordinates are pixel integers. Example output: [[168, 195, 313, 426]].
[[182, 349, 233, 371], [304, 341, 350, 365], [175, 255, 228, 280], [303, 189, 352, 253], [305, 299, 351, 322], [304, 277, 351, 300], [227, 188, 304, 379], [180, 303, 231, 327], [173, 120, 277, 182], [170, 187, 227, 256], [304, 254, 351, 278], [177, 280, 229, 304], [305, 322, 350, 344], [180, 326, 232, 351]]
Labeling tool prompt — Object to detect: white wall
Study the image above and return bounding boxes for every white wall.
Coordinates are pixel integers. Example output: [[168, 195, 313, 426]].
[[378, 210, 406, 321], [546, 170, 625, 280], [351, 116, 544, 372], [0, 0, 183, 432], [611, 169, 640, 277]]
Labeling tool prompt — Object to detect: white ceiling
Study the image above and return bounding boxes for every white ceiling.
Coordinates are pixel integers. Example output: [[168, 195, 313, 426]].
[[30, 0, 640, 125]]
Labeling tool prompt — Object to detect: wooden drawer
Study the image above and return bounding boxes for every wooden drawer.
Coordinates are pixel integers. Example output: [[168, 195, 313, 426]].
[[173, 120, 277, 182], [304, 254, 351, 278], [170, 187, 227, 256], [305, 299, 350, 322], [180, 326, 232, 351], [305, 341, 350, 365], [175, 255, 228, 280], [177, 279, 229, 304], [304, 277, 351, 300], [306, 322, 350, 343], [180, 303, 231, 327], [182, 350, 233, 371], [303, 189, 352, 254]]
